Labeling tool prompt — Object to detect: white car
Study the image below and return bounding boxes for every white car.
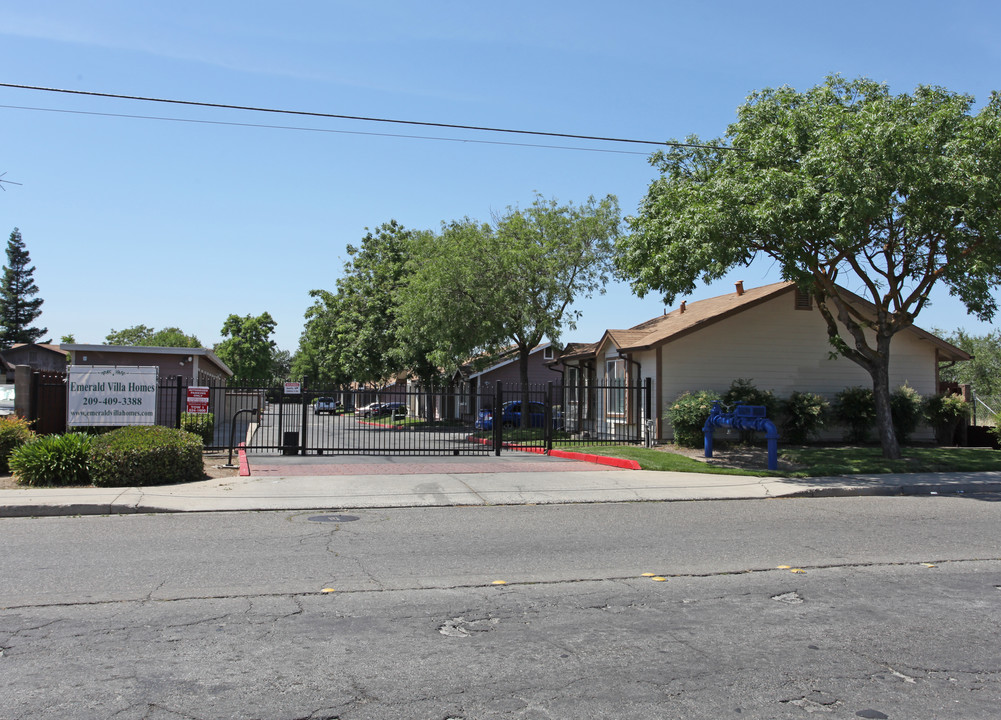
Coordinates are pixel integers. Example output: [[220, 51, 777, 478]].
[[314, 397, 339, 415]]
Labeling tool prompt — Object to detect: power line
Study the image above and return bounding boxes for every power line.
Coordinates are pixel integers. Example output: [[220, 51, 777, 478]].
[[0, 104, 650, 156], [0, 82, 738, 152]]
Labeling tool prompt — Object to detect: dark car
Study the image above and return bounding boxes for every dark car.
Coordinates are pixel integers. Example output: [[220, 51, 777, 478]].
[[475, 401, 562, 430], [373, 402, 407, 418]]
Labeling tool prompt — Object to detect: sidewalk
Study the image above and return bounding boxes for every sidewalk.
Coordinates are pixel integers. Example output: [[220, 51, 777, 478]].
[[2, 454, 1000, 517]]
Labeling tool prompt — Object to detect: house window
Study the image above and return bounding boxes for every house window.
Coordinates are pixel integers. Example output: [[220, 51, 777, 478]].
[[605, 358, 626, 416], [543, 346, 554, 360], [794, 288, 813, 310]]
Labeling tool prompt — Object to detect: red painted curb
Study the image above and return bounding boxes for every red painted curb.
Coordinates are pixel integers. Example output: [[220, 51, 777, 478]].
[[461, 435, 640, 469], [356, 419, 401, 429], [238, 442, 251, 476], [547, 449, 641, 470]]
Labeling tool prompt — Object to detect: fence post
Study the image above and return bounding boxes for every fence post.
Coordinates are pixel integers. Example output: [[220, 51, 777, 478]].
[[28, 369, 40, 425], [545, 381, 554, 453], [14, 364, 33, 420], [299, 375, 309, 456], [645, 377, 653, 445], [174, 375, 184, 429], [494, 381, 503, 456]]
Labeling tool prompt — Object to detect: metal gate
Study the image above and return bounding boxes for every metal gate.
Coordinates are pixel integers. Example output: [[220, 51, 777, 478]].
[[33, 377, 651, 456]]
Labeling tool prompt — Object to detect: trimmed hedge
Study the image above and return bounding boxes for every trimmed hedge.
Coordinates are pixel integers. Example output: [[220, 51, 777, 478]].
[[181, 412, 215, 443], [9, 432, 92, 486], [89, 426, 204, 487], [0, 415, 36, 474]]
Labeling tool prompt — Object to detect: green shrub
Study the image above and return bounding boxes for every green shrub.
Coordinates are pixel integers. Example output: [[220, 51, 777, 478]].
[[0, 415, 36, 473], [181, 412, 215, 443], [832, 386, 877, 443], [781, 391, 828, 444], [890, 384, 924, 444], [667, 390, 720, 448], [89, 426, 204, 487], [10, 433, 92, 486], [722, 378, 779, 418], [924, 393, 970, 445], [722, 378, 778, 442]]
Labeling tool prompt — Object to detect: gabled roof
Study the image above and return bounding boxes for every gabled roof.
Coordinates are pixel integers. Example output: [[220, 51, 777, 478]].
[[557, 281, 971, 363], [555, 341, 599, 363], [613, 281, 794, 352], [62, 344, 234, 377], [9, 342, 64, 354], [465, 342, 555, 380]]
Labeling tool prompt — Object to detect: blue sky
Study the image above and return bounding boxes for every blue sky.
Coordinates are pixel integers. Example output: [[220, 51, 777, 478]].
[[1, 1, 999, 355]]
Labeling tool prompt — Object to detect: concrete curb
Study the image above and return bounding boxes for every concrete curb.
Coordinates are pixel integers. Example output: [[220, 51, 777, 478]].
[[1, 479, 997, 519]]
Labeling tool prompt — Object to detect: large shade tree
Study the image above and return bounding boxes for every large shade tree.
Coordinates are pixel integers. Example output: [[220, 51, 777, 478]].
[[617, 76, 1001, 458], [294, 221, 441, 389], [215, 312, 278, 382], [398, 194, 620, 424]]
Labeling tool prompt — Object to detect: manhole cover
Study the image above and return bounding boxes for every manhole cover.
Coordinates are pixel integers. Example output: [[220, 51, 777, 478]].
[[307, 514, 360, 523]]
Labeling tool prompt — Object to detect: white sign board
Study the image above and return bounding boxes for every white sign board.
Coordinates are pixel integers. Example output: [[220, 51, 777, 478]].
[[67, 366, 158, 426], [284, 382, 301, 395]]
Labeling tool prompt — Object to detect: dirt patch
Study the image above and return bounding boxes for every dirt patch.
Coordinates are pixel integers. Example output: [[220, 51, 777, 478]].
[[655, 442, 803, 473], [0, 452, 240, 490]]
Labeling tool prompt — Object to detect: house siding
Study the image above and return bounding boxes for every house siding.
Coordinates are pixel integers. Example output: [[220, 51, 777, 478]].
[[66, 349, 229, 384]]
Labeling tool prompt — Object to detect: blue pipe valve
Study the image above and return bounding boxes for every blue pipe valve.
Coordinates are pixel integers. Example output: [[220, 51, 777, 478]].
[[703, 401, 779, 471]]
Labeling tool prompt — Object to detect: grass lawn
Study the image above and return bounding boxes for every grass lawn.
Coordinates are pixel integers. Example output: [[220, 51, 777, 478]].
[[781, 445, 1001, 476], [563, 444, 1001, 477], [563, 445, 767, 476]]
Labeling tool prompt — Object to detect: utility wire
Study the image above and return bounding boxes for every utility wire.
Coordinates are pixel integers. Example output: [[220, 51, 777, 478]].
[[0, 82, 739, 152], [0, 104, 651, 156]]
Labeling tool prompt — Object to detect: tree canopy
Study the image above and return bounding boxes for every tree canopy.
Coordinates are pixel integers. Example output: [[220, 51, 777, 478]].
[[294, 220, 441, 387], [0, 228, 46, 348], [215, 312, 278, 382], [105, 325, 202, 348], [398, 194, 621, 386], [617, 76, 1001, 458], [936, 329, 1001, 397]]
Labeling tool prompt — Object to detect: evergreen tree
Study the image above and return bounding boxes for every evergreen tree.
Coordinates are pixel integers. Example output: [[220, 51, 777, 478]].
[[0, 228, 46, 348]]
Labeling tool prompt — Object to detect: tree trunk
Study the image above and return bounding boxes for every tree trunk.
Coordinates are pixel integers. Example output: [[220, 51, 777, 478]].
[[519, 346, 531, 429], [870, 334, 901, 460]]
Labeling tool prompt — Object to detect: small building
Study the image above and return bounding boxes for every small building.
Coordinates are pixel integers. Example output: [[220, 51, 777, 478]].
[[450, 342, 563, 422], [61, 345, 233, 384], [2, 343, 67, 382], [554, 282, 970, 442]]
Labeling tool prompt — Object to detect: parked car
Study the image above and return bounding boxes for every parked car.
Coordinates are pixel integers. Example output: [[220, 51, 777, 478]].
[[373, 402, 407, 418], [475, 401, 562, 430], [356, 402, 382, 418], [314, 397, 339, 415]]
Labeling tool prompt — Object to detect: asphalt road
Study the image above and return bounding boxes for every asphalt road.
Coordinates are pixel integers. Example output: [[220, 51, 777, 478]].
[[3, 496, 1000, 719]]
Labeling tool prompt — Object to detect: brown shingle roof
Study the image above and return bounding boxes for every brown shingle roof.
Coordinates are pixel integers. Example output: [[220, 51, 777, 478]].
[[569, 280, 970, 362], [613, 281, 794, 351]]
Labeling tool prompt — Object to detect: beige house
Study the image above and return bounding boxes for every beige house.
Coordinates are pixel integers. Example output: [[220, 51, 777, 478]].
[[555, 281, 970, 442]]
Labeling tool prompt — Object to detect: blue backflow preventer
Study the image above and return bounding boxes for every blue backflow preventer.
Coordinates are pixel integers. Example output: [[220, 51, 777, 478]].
[[703, 401, 779, 471]]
